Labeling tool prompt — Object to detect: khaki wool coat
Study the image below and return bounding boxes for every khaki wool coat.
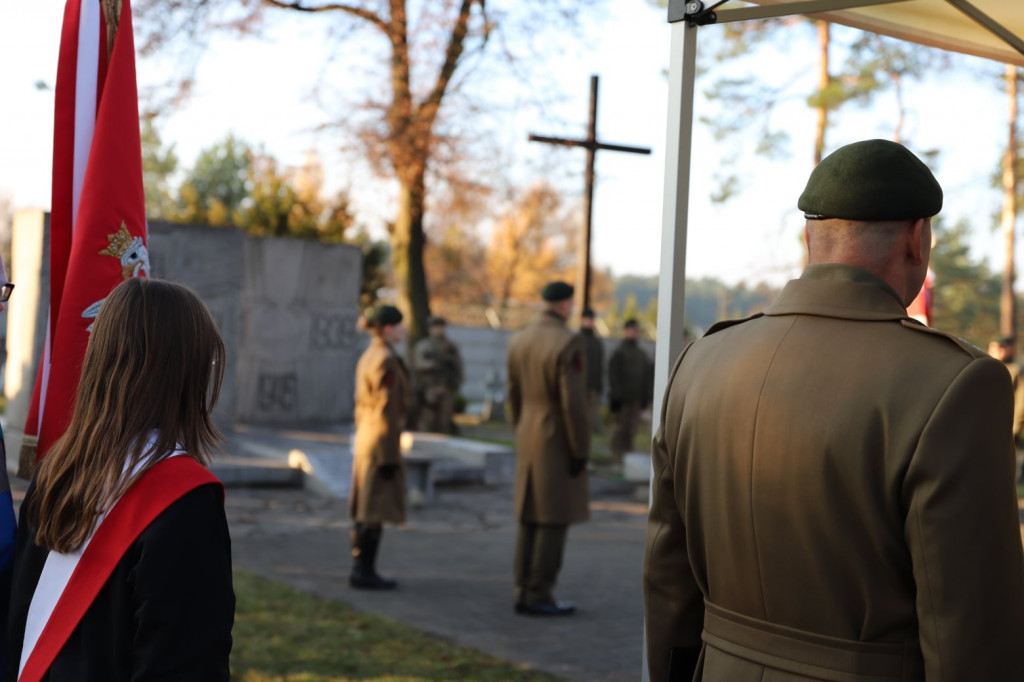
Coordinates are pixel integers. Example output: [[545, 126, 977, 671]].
[[351, 336, 410, 524], [507, 311, 591, 525], [645, 264, 1024, 682]]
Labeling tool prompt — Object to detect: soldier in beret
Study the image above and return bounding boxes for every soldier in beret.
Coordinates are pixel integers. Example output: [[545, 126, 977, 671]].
[[350, 304, 410, 590], [507, 281, 590, 616], [645, 139, 1024, 681]]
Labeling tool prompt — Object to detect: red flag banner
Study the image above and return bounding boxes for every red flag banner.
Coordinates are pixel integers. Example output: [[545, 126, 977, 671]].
[[24, 0, 148, 463]]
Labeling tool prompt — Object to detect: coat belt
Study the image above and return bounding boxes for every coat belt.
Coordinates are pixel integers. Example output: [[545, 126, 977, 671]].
[[702, 602, 923, 681]]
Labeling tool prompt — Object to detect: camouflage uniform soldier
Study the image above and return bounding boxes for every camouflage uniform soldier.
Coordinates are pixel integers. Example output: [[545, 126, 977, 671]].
[[607, 319, 653, 465], [412, 316, 464, 433], [507, 281, 590, 616]]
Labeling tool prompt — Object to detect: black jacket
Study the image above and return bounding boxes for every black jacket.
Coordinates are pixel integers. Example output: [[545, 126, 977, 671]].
[[7, 482, 234, 681]]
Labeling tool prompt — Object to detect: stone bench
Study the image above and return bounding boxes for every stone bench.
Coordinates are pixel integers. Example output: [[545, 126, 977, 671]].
[[398, 431, 517, 506], [402, 431, 516, 485], [402, 450, 442, 507]]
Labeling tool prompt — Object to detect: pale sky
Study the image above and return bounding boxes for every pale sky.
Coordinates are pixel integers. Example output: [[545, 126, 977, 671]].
[[0, 1, 1015, 287]]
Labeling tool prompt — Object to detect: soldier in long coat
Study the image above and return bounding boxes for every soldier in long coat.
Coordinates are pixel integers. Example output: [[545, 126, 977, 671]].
[[644, 140, 1024, 681], [350, 304, 410, 590], [507, 281, 590, 616]]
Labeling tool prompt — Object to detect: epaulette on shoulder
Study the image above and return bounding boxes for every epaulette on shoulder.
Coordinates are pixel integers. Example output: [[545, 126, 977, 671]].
[[899, 319, 986, 358], [704, 313, 764, 338]]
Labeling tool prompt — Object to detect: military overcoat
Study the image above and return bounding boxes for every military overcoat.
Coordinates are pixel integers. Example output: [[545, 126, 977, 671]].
[[507, 311, 590, 525], [351, 336, 410, 524], [608, 339, 652, 407], [578, 328, 604, 393], [644, 264, 1024, 682]]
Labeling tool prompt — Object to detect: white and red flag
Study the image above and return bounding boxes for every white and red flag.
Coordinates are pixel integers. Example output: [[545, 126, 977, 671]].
[[24, 0, 148, 463]]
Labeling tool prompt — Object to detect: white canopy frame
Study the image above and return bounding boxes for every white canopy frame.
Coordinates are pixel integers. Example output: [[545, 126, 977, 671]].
[[654, 0, 1024, 426], [647, 1, 1024, 677]]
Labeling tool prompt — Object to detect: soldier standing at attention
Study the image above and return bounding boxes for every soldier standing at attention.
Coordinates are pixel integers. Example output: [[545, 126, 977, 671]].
[[987, 337, 1024, 445], [607, 319, 653, 465], [578, 308, 605, 434], [507, 281, 590, 616], [644, 139, 1024, 681], [350, 304, 410, 590], [412, 315, 464, 433], [987, 337, 1024, 482]]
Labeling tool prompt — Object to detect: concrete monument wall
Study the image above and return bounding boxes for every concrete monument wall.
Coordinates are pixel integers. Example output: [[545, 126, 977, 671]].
[[4, 214, 363, 451]]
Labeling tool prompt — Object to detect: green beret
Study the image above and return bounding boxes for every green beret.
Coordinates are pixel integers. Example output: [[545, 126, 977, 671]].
[[541, 281, 574, 302], [623, 318, 639, 329], [365, 304, 403, 326], [798, 139, 942, 221]]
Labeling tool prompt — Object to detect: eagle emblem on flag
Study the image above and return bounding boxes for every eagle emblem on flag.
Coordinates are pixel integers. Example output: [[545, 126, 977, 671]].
[[82, 221, 149, 329]]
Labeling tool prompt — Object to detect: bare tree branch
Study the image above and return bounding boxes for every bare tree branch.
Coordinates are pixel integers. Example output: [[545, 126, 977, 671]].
[[261, 0, 389, 34]]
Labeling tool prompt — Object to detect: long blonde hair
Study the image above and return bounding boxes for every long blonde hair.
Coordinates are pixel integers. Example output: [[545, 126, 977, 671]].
[[30, 278, 226, 553]]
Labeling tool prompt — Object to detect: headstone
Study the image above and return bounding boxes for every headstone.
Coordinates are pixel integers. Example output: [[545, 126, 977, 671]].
[[481, 368, 506, 422]]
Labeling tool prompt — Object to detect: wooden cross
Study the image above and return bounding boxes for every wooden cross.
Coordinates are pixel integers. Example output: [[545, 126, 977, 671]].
[[529, 74, 652, 313]]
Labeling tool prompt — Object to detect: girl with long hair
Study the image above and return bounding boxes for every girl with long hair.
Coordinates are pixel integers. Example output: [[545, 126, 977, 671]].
[[8, 277, 234, 681]]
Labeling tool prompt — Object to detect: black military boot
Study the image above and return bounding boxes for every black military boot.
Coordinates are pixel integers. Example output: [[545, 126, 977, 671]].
[[349, 525, 398, 590]]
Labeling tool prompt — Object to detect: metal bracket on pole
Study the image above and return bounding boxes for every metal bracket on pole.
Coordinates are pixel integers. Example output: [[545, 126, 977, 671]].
[[668, 0, 727, 26]]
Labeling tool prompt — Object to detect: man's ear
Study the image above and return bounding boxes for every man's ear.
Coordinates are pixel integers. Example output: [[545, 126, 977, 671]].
[[906, 218, 926, 266]]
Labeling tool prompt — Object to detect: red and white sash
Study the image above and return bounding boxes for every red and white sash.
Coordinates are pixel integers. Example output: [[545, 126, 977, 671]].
[[18, 454, 221, 681]]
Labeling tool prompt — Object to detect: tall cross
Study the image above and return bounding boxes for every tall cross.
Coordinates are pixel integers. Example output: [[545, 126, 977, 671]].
[[529, 74, 651, 313]]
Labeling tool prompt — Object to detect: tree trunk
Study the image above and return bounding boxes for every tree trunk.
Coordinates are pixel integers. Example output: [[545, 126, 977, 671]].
[[392, 170, 431, 356], [1001, 64, 1019, 342], [813, 20, 830, 167]]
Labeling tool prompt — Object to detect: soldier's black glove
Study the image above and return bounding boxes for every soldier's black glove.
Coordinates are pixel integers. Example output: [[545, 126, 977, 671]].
[[379, 463, 400, 480], [569, 458, 587, 476], [609, 398, 622, 414]]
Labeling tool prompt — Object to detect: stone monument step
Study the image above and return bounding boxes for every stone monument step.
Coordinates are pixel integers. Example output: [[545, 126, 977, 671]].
[[210, 454, 304, 488]]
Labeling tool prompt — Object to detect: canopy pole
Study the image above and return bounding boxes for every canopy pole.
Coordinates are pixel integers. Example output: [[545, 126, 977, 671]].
[[651, 20, 697, 432], [642, 14, 698, 682]]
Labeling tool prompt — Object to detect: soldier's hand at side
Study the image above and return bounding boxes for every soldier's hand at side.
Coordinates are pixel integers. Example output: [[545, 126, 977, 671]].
[[379, 463, 400, 480], [569, 458, 587, 476]]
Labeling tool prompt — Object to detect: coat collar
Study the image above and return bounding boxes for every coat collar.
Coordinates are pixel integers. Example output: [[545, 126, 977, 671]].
[[764, 263, 909, 322], [536, 310, 568, 328]]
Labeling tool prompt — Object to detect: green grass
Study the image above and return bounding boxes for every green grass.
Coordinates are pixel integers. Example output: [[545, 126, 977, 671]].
[[231, 570, 562, 682]]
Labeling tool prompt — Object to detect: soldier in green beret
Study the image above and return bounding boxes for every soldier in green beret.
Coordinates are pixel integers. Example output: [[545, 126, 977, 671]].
[[350, 304, 410, 590], [645, 139, 1024, 681], [506, 281, 590, 616]]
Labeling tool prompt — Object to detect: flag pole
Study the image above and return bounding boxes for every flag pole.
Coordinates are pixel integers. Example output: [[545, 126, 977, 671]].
[[103, 0, 121, 57]]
